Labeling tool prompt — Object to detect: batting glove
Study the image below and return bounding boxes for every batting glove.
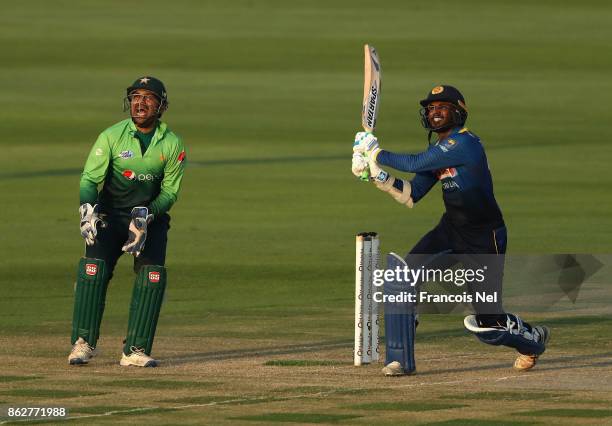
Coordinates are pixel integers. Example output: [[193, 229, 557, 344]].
[[351, 153, 369, 177], [353, 131, 381, 160], [79, 203, 106, 246], [122, 207, 154, 257]]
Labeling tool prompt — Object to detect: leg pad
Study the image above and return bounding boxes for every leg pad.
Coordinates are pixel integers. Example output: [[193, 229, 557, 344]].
[[384, 253, 416, 374], [71, 258, 109, 347], [123, 265, 167, 355]]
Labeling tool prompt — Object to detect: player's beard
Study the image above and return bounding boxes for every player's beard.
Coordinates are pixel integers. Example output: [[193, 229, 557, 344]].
[[429, 111, 455, 132], [130, 102, 158, 129]]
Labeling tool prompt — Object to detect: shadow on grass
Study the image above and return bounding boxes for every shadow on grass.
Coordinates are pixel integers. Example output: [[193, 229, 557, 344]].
[[229, 412, 362, 424], [420, 419, 541, 426], [517, 408, 612, 418]]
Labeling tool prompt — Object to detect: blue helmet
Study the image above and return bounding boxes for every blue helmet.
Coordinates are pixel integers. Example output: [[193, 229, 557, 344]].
[[419, 85, 468, 132]]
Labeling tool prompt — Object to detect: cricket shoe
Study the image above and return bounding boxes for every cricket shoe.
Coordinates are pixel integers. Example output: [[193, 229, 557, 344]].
[[513, 326, 550, 372], [120, 347, 158, 368], [382, 361, 414, 376], [68, 337, 96, 365]]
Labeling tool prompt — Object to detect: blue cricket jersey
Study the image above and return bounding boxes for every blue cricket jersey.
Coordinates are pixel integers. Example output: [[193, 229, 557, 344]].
[[376, 127, 504, 230]]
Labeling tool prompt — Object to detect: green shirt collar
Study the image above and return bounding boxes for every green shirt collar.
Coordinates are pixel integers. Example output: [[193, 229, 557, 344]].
[[127, 119, 168, 142]]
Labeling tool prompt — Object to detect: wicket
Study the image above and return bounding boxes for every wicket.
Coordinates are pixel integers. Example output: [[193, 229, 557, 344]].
[[354, 232, 381, 366]]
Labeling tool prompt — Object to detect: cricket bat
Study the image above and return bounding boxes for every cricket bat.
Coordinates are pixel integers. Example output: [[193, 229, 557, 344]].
[[359, 44, 382, 181]]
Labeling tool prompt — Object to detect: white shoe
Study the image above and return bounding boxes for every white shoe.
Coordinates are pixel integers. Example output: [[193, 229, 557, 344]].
[[68, 337, 96, 365], [120, 347, 158, 367], [382, 361, 410, 376]]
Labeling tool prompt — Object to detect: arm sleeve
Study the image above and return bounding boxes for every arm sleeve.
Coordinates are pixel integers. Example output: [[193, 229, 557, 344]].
[[376, 140, 469, 173], [148, 138, 186, 217], [409, 172, 438, 202], [79, 133, 111, 205], [389, 172, 436, 203]]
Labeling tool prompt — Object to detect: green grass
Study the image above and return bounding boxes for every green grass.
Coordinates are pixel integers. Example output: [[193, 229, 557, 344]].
[[0, 375, 42, 383], [440, 392, 565, 401], [518, 409, 612, 418], [264, 360, 345, 367], [421, 420, 541, 426], [70, 406, 132, 415], [349, 402, 467, 412], [229, 412, 363, 423], [157, 395, 239, 404], [0, 389, 107, 399], [99, 379, 219, 390]]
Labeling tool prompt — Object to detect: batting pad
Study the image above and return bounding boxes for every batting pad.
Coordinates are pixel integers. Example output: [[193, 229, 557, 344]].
[[384, 253, 416, 374], [71, 257, 109, 347], [123, 265, 167, 355]]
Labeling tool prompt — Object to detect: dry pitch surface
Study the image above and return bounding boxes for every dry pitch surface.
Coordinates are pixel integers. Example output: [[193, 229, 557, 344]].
[[1, 314, 611, 425]]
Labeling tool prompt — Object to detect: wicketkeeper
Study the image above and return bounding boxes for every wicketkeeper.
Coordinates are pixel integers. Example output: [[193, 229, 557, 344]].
[[69, 76, 186, 367], [352, 85, 550, 376]]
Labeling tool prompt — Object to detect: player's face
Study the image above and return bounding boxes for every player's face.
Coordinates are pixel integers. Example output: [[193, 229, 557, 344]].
[[426, 101, 453, 130], [128, 89, 160, 127]]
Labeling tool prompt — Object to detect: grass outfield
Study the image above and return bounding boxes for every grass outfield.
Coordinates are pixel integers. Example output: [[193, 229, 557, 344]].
[[1, 0, 611, 424]]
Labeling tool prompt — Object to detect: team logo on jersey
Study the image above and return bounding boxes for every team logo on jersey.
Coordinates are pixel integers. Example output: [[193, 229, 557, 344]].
[[122, 170, 161, 181], [122, 170, 136, 180], [119, 150, 134, 159], [432, 86, 444, 94], [95, 148, 104, 156], [438, 138, 458, 153], [436, 167, 458, 180], [85, 264, 98, 276], [149, 271, 161, 283], [178, 151, 186, 163]]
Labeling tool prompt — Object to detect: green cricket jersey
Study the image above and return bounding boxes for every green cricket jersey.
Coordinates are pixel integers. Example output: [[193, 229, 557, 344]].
[[80, 119, 186, 217]]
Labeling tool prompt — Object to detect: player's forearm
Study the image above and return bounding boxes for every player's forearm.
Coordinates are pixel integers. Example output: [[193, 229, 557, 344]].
[[373, 173, 413, 208], [148, 143, 186, 217], [80, 134, 111, 204], [408, 173, 437, 203], [390, 178, 427, 204], [391, 178, 403, 193], [148, 191, 178, 217], [79, 178, 99, 205], [408, 183, 428, 203], [149, 164, 184, 216]]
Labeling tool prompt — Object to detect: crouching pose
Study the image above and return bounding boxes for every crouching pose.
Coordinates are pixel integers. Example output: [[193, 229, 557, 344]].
[[352, 85, 549, 376], [69, 76, 186, 367]]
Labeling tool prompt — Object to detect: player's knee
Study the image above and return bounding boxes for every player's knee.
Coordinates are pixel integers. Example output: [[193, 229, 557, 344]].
[[134, 256, 164, 274]]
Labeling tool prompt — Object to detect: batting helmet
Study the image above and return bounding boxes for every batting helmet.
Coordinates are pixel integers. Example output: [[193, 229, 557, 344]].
[[419, 85, 468, 132]]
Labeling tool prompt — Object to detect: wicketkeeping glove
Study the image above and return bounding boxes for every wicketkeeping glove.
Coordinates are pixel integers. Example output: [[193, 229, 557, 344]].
[[79, 203, 106, 246], [122, 207, 154, 257]]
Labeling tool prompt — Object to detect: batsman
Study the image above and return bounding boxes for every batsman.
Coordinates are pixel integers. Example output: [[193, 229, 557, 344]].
[[69, 76, 186, 367], [352, 85, 550, 376]]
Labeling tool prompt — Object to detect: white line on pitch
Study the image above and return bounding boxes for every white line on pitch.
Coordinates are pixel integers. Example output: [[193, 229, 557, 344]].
[[0, 372, 548, 424]]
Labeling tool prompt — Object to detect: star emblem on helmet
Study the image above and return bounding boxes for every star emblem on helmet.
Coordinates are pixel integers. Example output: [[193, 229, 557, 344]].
[[139, 77, 150, 84]]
